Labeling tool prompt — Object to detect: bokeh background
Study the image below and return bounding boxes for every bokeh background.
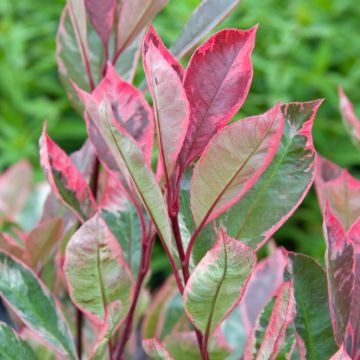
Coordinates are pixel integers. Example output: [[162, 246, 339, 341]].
[[1, 0, 360, 263]]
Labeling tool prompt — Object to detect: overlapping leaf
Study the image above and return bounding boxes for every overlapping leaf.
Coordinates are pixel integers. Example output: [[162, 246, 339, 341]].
[[143, 338, 173, 360], [114, 0, 168, 60], [143, 25, 189, 180], [289, 253, 337, 359], [183, 229, 256, 336], [0, 252, 77, 359], [78, 93, 174, 256], [64, 213, 133, 324], [243, 281, 295, 360], [170, 0, 241, 59], [178, 26, 257, 168], [316, 158, 360, 231], [91, 63, 154, 162], [190, 104, 283, 228], [323, 206, 354, 346], [84, 0, 116, 46], [39, 125, 97, 222], [240, 249, 288, 333], [339, 87, 360, 149], [223, 100, 321, 249], [0, 322, 37, 360]]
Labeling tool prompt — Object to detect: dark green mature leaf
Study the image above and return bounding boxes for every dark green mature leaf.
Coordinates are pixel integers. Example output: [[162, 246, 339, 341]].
[[289, 253, 337, 359], [223, 100, 322, 249], [184, 229, 256, 335], [0, 252, 77, 359], [0, 322, 37, 360], [170, 0, 240, 58]]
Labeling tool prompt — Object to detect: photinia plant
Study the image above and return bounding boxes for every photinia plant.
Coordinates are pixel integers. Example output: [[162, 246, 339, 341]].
[[1, 0, 359, 359]]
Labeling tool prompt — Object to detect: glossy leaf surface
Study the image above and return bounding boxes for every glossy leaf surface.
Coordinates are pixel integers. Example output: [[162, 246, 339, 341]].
[[290, 253, 337, 359], [0, 252, 77, 359], [39, 125, 97, 222], [184, 229, 256, 334], [64, 214, 133, 324], [191, 104, 283, 227], [91, 63, 154, 162], [143, 25, 189, 178], [179, 27, 256, 168], [223, 100, 321, 249]]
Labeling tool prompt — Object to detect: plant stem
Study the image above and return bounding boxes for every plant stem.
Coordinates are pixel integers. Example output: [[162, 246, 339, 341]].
[[76, 309, 83, 358], [170, 209, 208, 360], [113, 234, 155, 359]]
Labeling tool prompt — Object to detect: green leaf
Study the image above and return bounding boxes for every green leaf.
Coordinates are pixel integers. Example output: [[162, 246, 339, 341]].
[[102, 204, 142, 277], [64, 213, 133, 324], [81, 94, 174, 256], [0, 322, 37, 360], [289, 253, 337, 359], [183, 229, 256, 336], [223, 100, 322, 249], [244, 281, 294, 360], [190, 104, 283, 228], [164, 331, 230, 360], [0, 252, 77, 359]]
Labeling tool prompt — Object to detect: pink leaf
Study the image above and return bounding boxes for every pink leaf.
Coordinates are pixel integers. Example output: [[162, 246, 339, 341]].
[[243, 281, 295, 360], [344, 221, 360, 359], [323, 205, 354, 346], [0, 160, 32, 220], [178, 26, 257, 169], [143, 25, 189, 181], [84, 0, 116, 46], [240, 248, 288, 334], [330, 346, 352, 360], [143, 338, 174, 360], [115, 0, 168, 59], [190, 103, 284, 227], [316, 157, 360, 231], [39, 124, 97, 222], [24, 218, 64, 272], [99, 169, 128, 212], [83, 64, 154, 164], [339, 87, 360, 149]]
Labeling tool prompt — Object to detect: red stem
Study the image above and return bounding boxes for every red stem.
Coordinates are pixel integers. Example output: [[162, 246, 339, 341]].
[[113, 234, 155, 359], [76, 308, 83, 357]]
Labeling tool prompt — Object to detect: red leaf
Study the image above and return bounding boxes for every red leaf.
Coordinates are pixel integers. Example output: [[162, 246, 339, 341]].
[[143, 25, 189, 181], [178, 26, 257, 169], [84, 0, 116, 46], [39, 124, 97, 222]]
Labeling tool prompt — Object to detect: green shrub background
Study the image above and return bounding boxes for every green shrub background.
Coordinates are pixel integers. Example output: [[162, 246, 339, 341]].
[[1, 0, 360, 262]]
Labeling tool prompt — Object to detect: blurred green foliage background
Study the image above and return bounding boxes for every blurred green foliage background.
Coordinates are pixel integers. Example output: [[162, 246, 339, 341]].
[[1, 0, 360, 261]]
